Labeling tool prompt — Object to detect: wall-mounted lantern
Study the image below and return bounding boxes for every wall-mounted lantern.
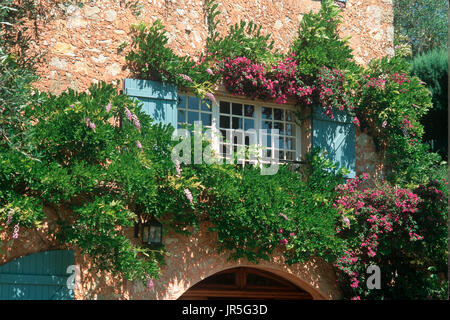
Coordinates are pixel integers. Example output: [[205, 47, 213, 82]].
[[135, 218, 163, 246]]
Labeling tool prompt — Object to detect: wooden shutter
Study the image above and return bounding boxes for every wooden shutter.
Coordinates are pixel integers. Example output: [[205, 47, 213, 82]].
[[0, 250, 75, 300], [123, 78, 178, 128], [312, 107, 356, 178]]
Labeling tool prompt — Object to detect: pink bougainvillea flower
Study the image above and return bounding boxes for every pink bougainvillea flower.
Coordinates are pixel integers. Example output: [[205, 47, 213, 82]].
[[69, 104, 74, 108], [279, 228, 284, 233], [289, 232, 295, 237], [342, 216, 350, 227], [353, 117, 360, 127], [279, 238, 288, 245], [136, 140, 142, 149], [206, 68, 214, 75], [382, 120, 387, 128], [89, 122, 96, 132], [106, 102, 111, 113], [351, 296, 361, 300], [85, 117, 90, 127], [179, 74, 193, 82], [362, 173, 369, 180]]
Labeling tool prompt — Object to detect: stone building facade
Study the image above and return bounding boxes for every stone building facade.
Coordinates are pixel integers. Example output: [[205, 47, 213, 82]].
[[0, 0, 392, 299]]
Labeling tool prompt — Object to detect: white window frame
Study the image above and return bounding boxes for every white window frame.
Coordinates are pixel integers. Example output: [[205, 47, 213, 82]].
[[177, 92, 303, 163]]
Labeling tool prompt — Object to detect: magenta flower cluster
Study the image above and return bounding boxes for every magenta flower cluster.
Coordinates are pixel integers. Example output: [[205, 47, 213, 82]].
[[316, 67, 354, 119], [221, 56, 313, 105], [333, 175, 446, 299]]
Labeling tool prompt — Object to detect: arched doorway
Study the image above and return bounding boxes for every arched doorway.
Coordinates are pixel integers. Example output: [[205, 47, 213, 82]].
[[179, 267, 313, 300]]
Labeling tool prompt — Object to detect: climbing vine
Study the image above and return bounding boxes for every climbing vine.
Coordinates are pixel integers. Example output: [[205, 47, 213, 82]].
[[1, 0, 447, 299]]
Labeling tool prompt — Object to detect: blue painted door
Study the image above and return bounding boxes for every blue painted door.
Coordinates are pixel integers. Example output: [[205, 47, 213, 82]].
[[123, 78, 178, 128], [312, 107, 356, 178], [0, 250, 75, 300]]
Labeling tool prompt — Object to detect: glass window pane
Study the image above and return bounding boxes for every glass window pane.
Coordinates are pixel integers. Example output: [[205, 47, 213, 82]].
[[244, 119, 254, 130], [273, 122, 284, 135], [201, 99, 212, 111], [188, 96, 200, 110], [220, 115, 230, 128], [263, 134, 272, 147], [220, 101, 230, 114], [178, 109, 186, 123], [201, 113, 212, 126], [286, 151, 296, 161], [262, 107, 272, 119], [286, 137, 296, 150], [274, 108, 284, 120], [277, 137, 284, 149], [286, 111, 293, 121], [232, 117, 242, 129], [188, 111, 199, 123], [286, 123, 294, 136], [278, 150, 285, 160], [262, 121, 272, 130], [232, 103, 243, 116], [244, 105, 255, 117], [178, 95, 186, 109]]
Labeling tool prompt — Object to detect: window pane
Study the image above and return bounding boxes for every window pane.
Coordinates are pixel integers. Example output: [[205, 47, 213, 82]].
[[262, 121, 272, 130], [274, 108, 284, 120], [286, 151, 296, 161], [220, 101, 230, 114], [220, 115, 230, 128], [286, 137, 295, 150], [188, 111, 199, 123], [244, 105, 255, 117], [286, 123, 294, 136], [201, 99, 212, 111], [244, 119, 255, 130], [273, 122, 284, 135], [262, 107, 272, 119], [201, 113, 212, 126], [232, 103, 243, 116], [278, 150, 284, 160], [286, 111, 293, 121], [178, 109, 186, 123], [232, 117, 242, 129], [188, 96, 200, 110], [178, 95, 186, 108], [263, 134, 272, 147], [277, 137, 284, 149]]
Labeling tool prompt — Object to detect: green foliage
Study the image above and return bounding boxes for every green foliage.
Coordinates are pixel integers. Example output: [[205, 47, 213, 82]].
[[410, 48, 448, 159], [393, 0, 448, 55], [291, 0, 357, 78], [355, 56, 441, 185]]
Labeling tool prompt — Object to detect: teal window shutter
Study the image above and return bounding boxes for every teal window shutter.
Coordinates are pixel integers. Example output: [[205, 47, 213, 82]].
[[312, 107, 356, 178], [123, 79, 178, 128], [0, 250, 75, 300]]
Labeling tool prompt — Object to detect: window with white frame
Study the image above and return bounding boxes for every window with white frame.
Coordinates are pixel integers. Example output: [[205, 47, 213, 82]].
[[177, 94, 302, 163]]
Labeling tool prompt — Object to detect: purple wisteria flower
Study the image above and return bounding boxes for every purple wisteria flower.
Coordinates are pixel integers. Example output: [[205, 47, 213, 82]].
[[205, 92, 217, 105], [343, 216, 350, 228], [178, 74, 193, 82], [12, 224, 19, 239], [146, 275, 154, 292], [174, 160, 181, 177], [106, 102, 111, 113], [125, 107, 132, 121], [131, 114, 141, 132], [6, 210, 13, 225], [279, 213, 288, 220], [184, 188, 193, 204]]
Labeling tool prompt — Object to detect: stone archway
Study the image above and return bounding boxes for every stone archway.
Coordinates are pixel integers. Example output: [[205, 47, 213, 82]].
[[148, 223, 342, 300], [179, 267, 313, 300]]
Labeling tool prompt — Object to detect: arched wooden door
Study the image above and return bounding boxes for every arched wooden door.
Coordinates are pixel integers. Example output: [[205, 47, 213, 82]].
[[179, 267, 313, 300], [0, 250, 75, 300]]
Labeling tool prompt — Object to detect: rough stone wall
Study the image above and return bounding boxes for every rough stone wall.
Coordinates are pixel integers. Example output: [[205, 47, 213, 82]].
[[1, 0, 393, 300], [27, 0, 394, 94]]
